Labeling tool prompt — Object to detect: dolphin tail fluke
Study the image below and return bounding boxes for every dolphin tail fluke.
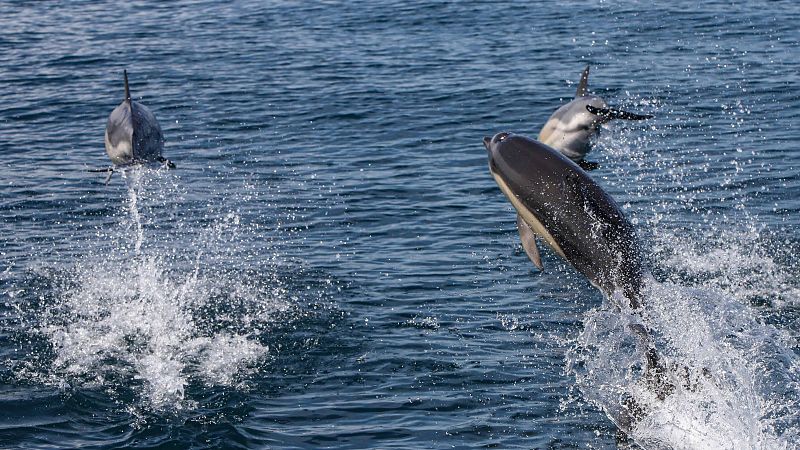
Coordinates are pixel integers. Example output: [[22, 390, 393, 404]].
[[124, 69, 131, 103], [516, 215, 543, 270], [644, 348, 676, 400], [586, 105, 653, 121], [629, 323, 675, 400], [575, 65, 590, 98]]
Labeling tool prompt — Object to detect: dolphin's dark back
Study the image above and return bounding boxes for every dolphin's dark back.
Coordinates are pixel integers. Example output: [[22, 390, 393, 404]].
[[490, 135, 643, 305], [129, 101, 164, 161]]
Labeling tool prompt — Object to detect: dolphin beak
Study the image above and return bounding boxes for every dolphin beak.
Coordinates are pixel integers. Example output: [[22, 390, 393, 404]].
[[586, 105, 653, 121]]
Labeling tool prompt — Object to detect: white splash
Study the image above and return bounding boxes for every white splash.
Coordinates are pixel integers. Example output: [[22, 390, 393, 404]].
[[124, 171, 145, 256], [569, 277, 799, 448], [38, 168, 292, 410], [635, 280, 796, 449], [41, 254, 286, 409], [567, 237, 800, 448], [652, 226, 800, 308]]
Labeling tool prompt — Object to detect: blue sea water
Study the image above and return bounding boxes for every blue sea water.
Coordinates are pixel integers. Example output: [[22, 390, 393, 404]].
[[1, 1, 799, 448]]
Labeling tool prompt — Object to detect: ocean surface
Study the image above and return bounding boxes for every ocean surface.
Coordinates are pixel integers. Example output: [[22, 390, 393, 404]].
[[1, 1, 799, 448]]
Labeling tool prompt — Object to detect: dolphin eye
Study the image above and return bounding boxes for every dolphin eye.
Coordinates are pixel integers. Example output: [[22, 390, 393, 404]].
[[496, 132, 509, 142]]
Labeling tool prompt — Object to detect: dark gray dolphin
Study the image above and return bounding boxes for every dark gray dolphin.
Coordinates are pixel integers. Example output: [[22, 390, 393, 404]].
[[484, 132, 677, 430], [484, 131, 643, 305], [538, 66, 652, 171], [93, 70, 174, 183]]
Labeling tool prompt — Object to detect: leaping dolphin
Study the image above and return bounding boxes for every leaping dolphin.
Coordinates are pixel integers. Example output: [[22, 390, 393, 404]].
[[484, 131, 643, 304], [483, 131, 675, 431], [538, 66, 652, 171], [92, 70, 174, 183]]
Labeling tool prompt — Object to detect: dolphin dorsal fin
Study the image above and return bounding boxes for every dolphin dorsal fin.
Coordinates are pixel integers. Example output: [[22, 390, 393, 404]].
[[123, 69, 131, 103], [517, 215, 543, 270], [575, 65, 590, 98]]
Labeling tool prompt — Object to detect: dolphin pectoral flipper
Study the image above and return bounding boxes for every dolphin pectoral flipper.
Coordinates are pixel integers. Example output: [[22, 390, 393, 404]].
[[87, 166, 115, 184], [578, 160, 600, 171], [516, 214, 543, 270], [575, 65, 590, 98], [586, 105, 653, 121]]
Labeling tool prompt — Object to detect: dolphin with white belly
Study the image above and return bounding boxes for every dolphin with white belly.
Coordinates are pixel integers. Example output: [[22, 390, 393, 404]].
[[484, 131, 681, 431], [92, 70, 174, 183], [484, 131, 643, 304], [538, 66, 652, 171]]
